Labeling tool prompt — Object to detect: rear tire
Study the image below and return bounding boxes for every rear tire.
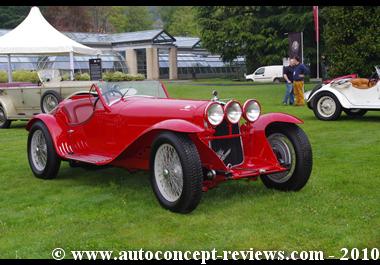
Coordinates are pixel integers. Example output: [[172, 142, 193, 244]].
[[261, 123, 312, 191], [150, 132, 203, 213], [344, 109, 367, 117], [0, 105, 11, 129], [273, 78, 281, 84], [28, 121, 61, 179], [312, 92, 342, 120]]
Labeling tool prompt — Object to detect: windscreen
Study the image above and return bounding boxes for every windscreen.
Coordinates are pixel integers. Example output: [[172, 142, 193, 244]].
[[96, 81, 167, 106]]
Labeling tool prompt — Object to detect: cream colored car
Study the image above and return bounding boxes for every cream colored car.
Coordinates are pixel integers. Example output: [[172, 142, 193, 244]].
[[0, 70, 93, 128]]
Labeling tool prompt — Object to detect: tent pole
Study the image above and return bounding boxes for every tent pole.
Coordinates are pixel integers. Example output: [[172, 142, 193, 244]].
[[7, 54, 12, 83], [69, 51, 74, 80]]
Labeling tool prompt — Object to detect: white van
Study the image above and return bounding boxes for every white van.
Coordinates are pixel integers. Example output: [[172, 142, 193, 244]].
[[245, 65, 284, 83]]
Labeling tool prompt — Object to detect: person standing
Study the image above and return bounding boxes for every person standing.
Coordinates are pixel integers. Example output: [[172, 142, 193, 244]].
[[292, 56, 310, 106], [282, 59, 295, 105]]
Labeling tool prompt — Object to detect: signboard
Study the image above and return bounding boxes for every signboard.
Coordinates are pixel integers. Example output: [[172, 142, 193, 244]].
[[89, 58, 102, 80], [288, 32, 303, 62]]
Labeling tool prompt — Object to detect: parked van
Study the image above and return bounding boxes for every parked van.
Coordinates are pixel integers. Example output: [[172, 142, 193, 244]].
[[245, 65, 284, 83]]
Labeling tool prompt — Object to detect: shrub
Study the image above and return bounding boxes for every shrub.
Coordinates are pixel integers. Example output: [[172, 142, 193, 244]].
[[74, 72, 90, 81], [0, 71, 7, 83], [101, 71, 145, 82], [102, 72, 113, 81], [61, 73, 70, 81], [110, 71, 125, 81]]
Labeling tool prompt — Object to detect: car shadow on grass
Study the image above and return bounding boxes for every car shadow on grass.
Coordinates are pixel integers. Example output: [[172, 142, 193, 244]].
[[57, 164, 149, 186], [302, 113, 380, 123], [56, 163, 277, 204]]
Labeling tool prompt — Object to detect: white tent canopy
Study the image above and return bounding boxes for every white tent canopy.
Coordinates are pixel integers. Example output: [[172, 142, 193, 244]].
[[0, 6, 100, 81]]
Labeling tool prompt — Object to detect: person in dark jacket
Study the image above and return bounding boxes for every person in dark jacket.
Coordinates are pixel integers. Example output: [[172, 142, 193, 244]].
[[282, 59, 295, 105], [292, 56, 310, 106]]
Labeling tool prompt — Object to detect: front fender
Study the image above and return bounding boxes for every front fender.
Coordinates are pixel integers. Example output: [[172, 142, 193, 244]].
[[252, 113, 303, 132], [307, 85, 352, 109], [26, 114, 65, 157]]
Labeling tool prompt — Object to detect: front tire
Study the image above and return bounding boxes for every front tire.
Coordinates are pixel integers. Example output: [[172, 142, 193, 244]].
[[261, 123, 312, 191], [0, 105, 11, 129], [344, 109, 367, 117], [150, 132, 203, 213], [312, 92, 342, 120], [28, 121, 61, 179]]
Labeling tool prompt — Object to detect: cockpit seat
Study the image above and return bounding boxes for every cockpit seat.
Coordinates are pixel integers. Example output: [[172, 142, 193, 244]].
[[62, 98, 94, 124], [350, 78, 377, 89]]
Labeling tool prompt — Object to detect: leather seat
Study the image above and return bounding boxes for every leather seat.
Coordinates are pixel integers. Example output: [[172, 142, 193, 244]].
[[350, 78, 377, 89]]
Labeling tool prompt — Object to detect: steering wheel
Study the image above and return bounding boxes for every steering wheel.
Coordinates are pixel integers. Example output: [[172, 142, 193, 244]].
[[93, 89, 123, 109], [102, 89, 123, 104]]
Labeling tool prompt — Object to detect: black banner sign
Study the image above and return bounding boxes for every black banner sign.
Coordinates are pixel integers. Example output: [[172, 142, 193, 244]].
[[89, 58, 102, 81], [288, 32, 302, 62]]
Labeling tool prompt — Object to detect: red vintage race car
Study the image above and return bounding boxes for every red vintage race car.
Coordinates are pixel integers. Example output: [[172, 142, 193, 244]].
[[26, 80, 312, 213]]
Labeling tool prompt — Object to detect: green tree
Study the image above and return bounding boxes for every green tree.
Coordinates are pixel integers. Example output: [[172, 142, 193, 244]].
[[158, 6, 199, 36], [108, 6, 154, 32], [0, 6, 32, 28], [196, 6, 321, 74], [322, 6, 380, 77], [157, 6, 178, 29]]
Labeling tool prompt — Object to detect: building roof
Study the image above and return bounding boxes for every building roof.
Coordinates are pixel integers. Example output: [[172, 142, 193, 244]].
[[174, 37, 202, 49]]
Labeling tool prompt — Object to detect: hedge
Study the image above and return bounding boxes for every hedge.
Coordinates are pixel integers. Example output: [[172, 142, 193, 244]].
[[0, 71, 39, 83], [102, 71, 145, 81], [0, 71, 145, 83]]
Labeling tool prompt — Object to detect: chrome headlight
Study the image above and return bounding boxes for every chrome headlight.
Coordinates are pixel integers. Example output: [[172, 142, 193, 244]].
[[243, 99, 261, 122], [205, 102, 224, 126], [225, 100, 242, 124]]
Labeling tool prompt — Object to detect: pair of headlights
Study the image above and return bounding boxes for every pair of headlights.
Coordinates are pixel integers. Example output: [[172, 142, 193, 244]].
[[206, 99, 261, 126]]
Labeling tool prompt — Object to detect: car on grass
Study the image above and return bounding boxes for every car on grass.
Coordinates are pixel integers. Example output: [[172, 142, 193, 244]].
[[245, 65, 284, 83], [305, 66, 380, 120], [26, 80, 313, 213], [0, 69, 93, 128]]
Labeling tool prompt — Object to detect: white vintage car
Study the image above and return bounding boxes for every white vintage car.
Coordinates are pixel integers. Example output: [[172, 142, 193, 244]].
[[305, 66, 380, 120], [0, 70, 93, 128]]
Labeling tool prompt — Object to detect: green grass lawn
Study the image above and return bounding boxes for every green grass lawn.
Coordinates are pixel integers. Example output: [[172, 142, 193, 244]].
[[0, 81, 379, 258]]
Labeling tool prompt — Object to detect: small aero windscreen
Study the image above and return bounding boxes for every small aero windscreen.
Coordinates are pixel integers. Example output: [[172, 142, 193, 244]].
[[97, 81, 167, 100]]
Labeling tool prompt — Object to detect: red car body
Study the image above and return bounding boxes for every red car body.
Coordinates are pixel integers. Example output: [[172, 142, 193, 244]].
[[26, 81, 312, 213]]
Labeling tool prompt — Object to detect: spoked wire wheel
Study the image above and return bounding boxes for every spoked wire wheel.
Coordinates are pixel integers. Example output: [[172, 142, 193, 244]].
[[266, 133, 296, 183], [27, 121, 61, 179], [154, 143, 184, 202], [261, 123, 312, 191], [30, 129, 48, 172], [150, 132, 203, 213]]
